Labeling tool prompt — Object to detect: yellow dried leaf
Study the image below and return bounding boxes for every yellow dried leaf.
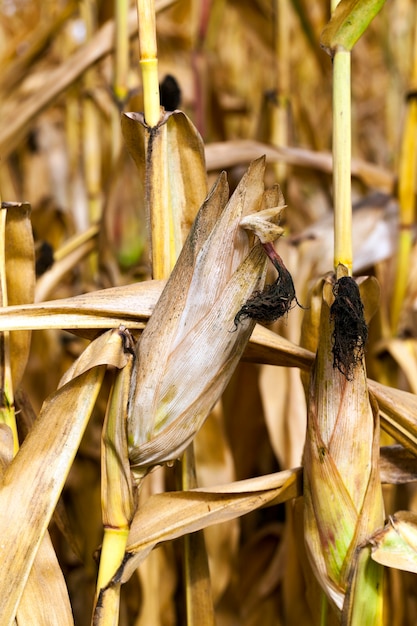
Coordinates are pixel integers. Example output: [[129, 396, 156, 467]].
[[118, 469, 301, 584], [2, 202, 35, 389], [370, 511, 417, 573], [0, 328, 130, 623]]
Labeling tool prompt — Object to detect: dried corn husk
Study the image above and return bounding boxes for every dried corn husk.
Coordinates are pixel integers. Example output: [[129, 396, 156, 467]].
[[127, 158, 285, 479], [303, 274, 385, 623]]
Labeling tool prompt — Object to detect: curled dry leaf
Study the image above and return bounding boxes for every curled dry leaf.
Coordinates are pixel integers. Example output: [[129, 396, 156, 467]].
[[116, 469, 302, 585], [122, 108, 208, 276], [1, 202, 35, 389], [370, 511, 417, 574], [127, 158, 286, 478]]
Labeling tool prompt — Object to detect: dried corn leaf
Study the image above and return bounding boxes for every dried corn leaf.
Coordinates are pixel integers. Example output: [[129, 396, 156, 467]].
[[0, 329, 128, 624], [0, 0, 175, 158], [379, 445, 417, 484], [0, 280, 163, 333], [370, 511, 417, 573], [369, 380, 417, 456], [16, 531, 74, 626], [0, 426, 73, 625], [245, 324, 314, 369], [59, 327, 131, 386], [115, 469, 302, 585], [2, 202, 35, 389], [204, 140, 394, 193]]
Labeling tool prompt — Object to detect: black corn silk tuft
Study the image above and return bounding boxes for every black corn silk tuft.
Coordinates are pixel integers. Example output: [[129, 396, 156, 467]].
[[159, 74, 181, 111], [330, 276, 368, 381], [35, 241, 54, 276], [234, 260, 299, 328]]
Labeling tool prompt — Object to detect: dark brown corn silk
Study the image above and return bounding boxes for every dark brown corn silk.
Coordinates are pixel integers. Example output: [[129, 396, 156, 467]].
[[330, 276, 368, 381], [234, 252, 300, 327]]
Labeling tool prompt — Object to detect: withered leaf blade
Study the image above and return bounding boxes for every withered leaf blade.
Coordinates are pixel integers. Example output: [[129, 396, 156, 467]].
[[0, 329, 129, 624], [0, 426, 74, 625], [113, 469, 301, 585], [2, 202, 35, 389], [370, 511, 417, 574]]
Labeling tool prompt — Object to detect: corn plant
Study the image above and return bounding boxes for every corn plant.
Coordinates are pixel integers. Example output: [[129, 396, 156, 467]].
[[0, 1, 417, 625]]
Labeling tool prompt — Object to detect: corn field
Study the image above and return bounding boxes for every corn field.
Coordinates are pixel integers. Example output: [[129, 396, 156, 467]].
[[1, 0, 417, 624]]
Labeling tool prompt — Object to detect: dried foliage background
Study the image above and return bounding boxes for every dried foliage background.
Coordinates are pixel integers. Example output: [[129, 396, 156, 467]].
[[1, 0, 417, 625]]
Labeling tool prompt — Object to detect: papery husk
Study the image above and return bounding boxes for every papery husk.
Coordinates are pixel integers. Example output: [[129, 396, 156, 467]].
[[93, 346, 136, 625], [127, 158, 283, 478], [303, 275, 384, 622]]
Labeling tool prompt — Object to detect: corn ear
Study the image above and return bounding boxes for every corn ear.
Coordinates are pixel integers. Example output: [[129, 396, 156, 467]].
[[303, 275, 385, 622], [127, 158, 285, 478], [93, 340, 136, 625]]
